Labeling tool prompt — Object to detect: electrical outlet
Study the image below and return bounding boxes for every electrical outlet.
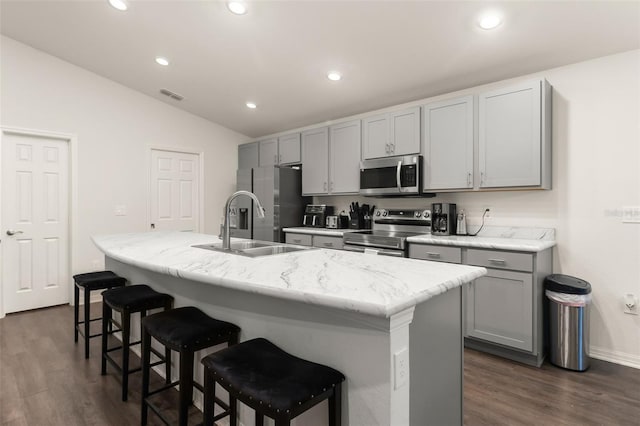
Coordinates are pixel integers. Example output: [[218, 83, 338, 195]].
[[393, 348, 409, 390], [624, 294, 638, 315], [622, 206, 640, 223]]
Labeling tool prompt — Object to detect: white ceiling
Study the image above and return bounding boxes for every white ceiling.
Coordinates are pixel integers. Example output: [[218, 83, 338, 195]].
[[1, 1, 639, 138]]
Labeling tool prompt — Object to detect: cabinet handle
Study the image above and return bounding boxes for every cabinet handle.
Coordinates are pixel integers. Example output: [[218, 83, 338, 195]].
[[323, 242, 334, 247], [279, 154, 282, 163], [488, 258, 506, 264], [385, 144, 390, 153], [323, 182, 327, 191], [390, 143, 395, 153], [293, 239, 301, 244], [467, 172, 472, 186], [480, 172, 485, 185], [330, 182, 334, 191], [426, 252, 441, 258]]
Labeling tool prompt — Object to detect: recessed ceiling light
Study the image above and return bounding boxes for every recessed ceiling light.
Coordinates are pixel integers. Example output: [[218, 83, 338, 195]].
[[478, 13, 502, 30], [155, 57, 170, 66], [327, 71, 342, 81], [108, 0, 128, 11], [246, 102, 257, 109], [227, 1, 247, 15]]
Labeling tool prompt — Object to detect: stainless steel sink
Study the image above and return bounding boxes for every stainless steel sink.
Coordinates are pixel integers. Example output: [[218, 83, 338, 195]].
[[192, 240, 315, 257], [240, 245, 310, 257]]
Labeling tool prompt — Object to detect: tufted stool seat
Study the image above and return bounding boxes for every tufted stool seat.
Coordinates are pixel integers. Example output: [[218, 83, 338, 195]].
[[201, 338, 345, 426], [141, 306, 240, 426], [73, 271, 126, 358], [101, 285, 174, 401]]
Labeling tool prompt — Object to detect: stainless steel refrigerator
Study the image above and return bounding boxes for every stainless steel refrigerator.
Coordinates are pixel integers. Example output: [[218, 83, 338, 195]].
[[229, 166, 309, 242]]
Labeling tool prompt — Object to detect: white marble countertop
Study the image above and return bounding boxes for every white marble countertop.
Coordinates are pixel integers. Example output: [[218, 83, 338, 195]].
[[283, 227, 362, 237], [407, 227, 556, 252], [92, 232, 486, 318]]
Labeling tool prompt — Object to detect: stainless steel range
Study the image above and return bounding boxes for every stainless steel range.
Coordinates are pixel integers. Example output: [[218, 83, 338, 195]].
[[342, 208, 431, 257]]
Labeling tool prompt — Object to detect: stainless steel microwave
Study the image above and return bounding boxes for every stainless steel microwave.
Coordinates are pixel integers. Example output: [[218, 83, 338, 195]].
[[359, 155, 422, 196]]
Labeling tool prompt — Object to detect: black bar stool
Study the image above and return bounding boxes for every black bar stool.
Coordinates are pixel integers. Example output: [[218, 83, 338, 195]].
[[201, 338, 345, 426], [73, 271, 126, 358], [101, 284, 174, 401], [141, 306, 241, 426]]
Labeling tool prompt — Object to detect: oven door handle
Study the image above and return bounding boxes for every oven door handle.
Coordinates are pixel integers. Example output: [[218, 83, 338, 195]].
[[343, 245, 405, 257], [396, 160, 402, 192], [342, 240, 402, 250]]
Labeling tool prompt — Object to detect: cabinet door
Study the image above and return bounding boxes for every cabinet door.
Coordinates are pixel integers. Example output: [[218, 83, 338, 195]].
[[301, 127, 329, 195], [238, 142, 259, 169], [362, 113, 389, 159], [258, 138, 278, 167], [278, 133, 301, 164], [478, 80, 541, 188], [423, 96, 474, 190], [329, 120, 361, 194], [466, 268, 533, 352], [389, 107, 420, 156]]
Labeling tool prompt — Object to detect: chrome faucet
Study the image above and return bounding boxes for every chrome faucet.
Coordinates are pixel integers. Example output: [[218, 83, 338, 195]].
[[222, 191, 265, 250]]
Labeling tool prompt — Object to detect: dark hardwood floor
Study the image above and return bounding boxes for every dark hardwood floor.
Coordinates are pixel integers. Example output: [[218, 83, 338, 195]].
[[1, 304, 639, 425]]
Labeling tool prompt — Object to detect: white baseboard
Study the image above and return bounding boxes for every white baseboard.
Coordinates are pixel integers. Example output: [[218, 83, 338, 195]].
[[590, 346, 640, 369]]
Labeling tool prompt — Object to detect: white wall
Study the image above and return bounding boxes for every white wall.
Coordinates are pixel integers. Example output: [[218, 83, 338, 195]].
[[0, 36, 249, 304], [312, 51, 640, 367]]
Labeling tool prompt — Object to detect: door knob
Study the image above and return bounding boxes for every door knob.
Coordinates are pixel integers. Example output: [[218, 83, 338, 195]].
[[6, 229, 23, 236]]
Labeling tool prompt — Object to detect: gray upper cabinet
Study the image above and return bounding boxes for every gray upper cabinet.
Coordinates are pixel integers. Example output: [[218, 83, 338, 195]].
[[329, 120, 361, 194], [478, 79, 551, 189], [423, 96, 474, 191], [301, 127, 329, 195], [362, 106, 420, 159], [278, 133, 301, 165], [258, 138, 278, 167], [238, 142, 259, 169]]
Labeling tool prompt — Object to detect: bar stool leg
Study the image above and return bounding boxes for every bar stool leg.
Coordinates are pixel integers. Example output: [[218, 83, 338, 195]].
[[329, 384, 342, 426], [74, 284, 79, 342], [203, 371, 215, 426], [121, 310, 131, 401], [256, 413, 264, 426], [141, 329, 152, 426], [101, 302, 111, 375], [274, 419, 290, 426], [229, 395, 238, 426], [178, 350, 194, 426], [84, 287, 91, 358], [165, 300, 173, 385]]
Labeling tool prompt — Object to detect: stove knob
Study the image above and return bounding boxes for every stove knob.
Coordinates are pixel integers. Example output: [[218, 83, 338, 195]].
[[382, 210, 388, 217], [414, 211, 422, 218], [423, 210, 430, 218], [376, 210, 381, 216]]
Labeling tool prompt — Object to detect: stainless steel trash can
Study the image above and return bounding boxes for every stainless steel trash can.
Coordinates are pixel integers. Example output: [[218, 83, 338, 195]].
[[545, 274, 592, 371]]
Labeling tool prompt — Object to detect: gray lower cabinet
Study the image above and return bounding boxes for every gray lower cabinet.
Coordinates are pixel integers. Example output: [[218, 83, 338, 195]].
[[409, 243, 552, 366], [285, 232, 343, 250], [465, 268, 533, 351], [285, 233, 313, 246]]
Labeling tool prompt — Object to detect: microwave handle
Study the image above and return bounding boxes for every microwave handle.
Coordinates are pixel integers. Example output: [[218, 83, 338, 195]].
[[396, 160, 402, 192]]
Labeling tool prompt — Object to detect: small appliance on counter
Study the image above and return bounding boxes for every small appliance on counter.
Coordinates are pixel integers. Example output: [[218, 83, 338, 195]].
[[456, 210, 467, 235], [326, 214, 349, 229], [303, 205, 333, 228], [432, 203, 457, 236], [348, 202, 374, 229]]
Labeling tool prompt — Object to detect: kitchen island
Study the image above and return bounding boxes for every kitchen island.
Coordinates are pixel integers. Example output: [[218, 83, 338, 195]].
[[92, 231, 486, 426]]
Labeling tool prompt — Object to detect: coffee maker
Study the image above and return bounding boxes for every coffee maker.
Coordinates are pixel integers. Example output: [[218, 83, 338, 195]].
[[303, 205, 334, 228], [431, 203, 457, 236]]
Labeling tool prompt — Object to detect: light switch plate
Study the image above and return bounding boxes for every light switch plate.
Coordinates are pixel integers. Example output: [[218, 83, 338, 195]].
[[114, 205, 127, 216]]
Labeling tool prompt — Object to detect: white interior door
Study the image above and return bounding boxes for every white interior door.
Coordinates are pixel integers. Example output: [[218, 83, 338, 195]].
[[1, 131, 70, 314], [150, 149, 200, 232]]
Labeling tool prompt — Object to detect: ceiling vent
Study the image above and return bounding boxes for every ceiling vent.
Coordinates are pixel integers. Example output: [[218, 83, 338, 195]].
[[159, 88, 184, 101]]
